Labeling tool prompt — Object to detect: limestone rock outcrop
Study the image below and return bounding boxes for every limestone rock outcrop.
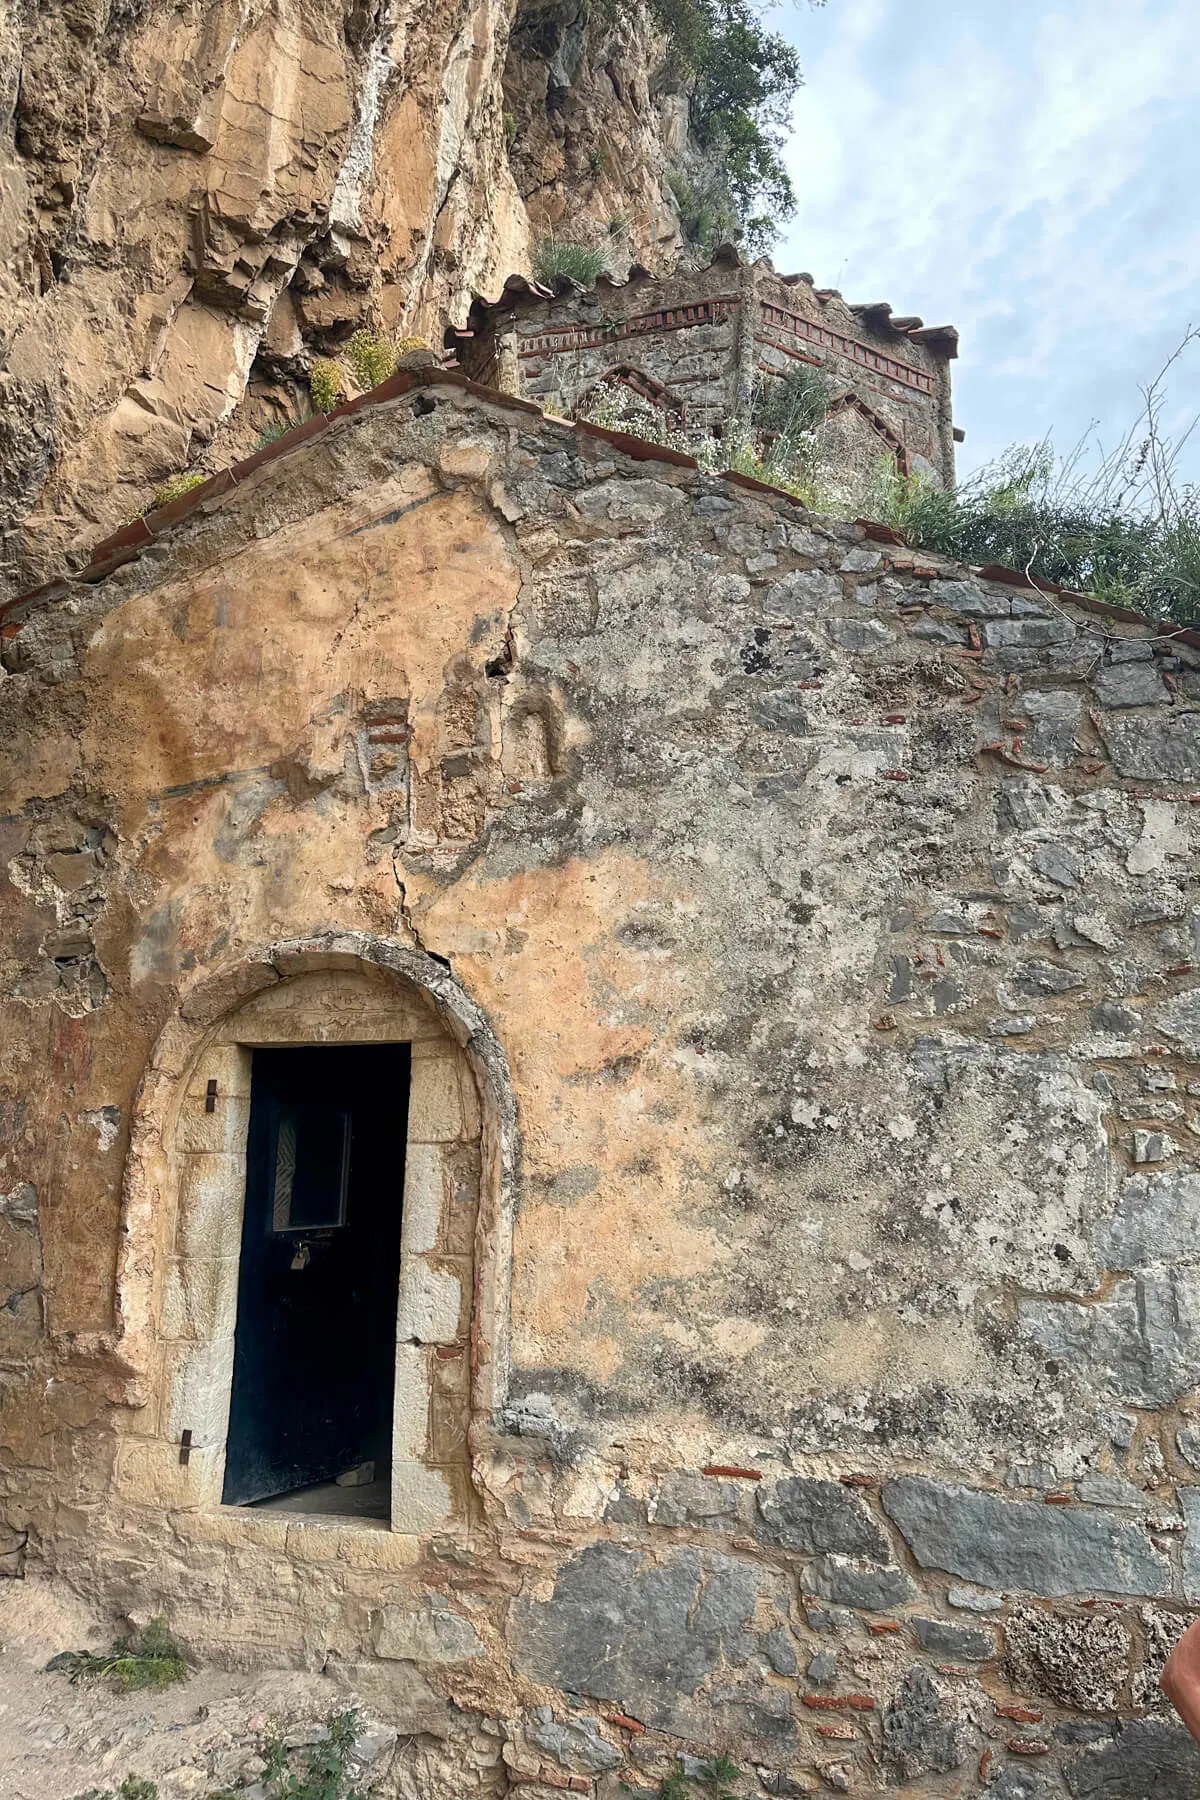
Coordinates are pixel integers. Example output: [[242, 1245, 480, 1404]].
[[0, 0, 686, 599]]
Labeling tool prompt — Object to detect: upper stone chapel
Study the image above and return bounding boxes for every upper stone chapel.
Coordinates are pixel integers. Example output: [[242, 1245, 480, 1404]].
[[447, 247, 961, 486]]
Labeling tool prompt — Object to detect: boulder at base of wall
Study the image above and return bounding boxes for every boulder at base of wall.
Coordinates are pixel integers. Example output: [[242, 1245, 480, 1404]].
[[1065, 1718, 1200, 1797], [510, 1542, 796, 1750]]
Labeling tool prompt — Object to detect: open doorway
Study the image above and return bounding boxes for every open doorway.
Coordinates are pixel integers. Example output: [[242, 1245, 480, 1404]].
[[222, 1044, 410, 1519]]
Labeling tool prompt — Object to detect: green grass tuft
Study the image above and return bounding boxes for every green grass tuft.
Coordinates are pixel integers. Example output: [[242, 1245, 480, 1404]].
[[48, 1617, 189, 1693], [532, 237, 610, 288]]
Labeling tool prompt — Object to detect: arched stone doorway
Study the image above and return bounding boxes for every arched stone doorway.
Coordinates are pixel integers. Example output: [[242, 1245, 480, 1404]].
[[111, 937, 516, 1544]]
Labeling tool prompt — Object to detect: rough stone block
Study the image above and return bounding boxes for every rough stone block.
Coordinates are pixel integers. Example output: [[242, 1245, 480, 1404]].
[[174, 1153, 244, 1261], [1096, 1171, 1200, 1269], [1099, 713, 1200, 781], [161, 1255, 239, 1343], [401, 1143, 446, 1255], [880, 1665, 980, 1781], [1004, 1604, 1131, 1710], [526, 1708, 622, 1773], [391, 1460, 452, 1534], [511, 1542, 783, 1740], [396, 1261, 462, 1344], [408, 1053, 466, 1143], [805, 1554, 916, 1610], [763, 569, 841, 616], [175, 1092, 250, 1155], [882, 1476, 1172, 1597], [756, 1476, 891, 1559], [651, 1472, 744, 1529], [1091, 661, 1169, 708], [373, 1596, 484, 1661], [1019, 1270, 1200, 1408], [910, 1615, 996, 1659], [392, 1343, 431, 1461], [1065, 1718, 1200, 1797]]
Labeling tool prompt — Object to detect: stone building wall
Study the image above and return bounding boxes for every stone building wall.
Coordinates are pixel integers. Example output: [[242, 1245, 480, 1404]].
[[3, 375, 1200, 1797], [450, 253, 957, 483]]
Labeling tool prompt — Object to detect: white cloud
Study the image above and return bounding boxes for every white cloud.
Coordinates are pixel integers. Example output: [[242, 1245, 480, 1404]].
[[774, 0, 1200, 479]]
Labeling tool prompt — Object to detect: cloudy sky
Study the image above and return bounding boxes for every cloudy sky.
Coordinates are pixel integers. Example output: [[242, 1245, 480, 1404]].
[[773, 0, 1200, 486]]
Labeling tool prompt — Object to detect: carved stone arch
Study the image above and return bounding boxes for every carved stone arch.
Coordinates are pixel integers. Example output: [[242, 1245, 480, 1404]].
[[579, 364, 687, 421], [112, 934, 517, 1534]]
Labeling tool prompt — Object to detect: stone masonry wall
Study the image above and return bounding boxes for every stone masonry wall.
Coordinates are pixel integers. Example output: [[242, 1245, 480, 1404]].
[[4, 379, 1200, 1796]]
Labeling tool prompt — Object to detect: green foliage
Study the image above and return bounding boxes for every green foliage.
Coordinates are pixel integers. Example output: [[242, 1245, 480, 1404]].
[[666, 165, 740, 262], [532, 236, 611, 287], [147, 470, 205, 511], [48, 1618, 190, 1693], [308, 357, 343, 414], [659, 1753, 741, 1800], [251, 414, 314, 452], [504, 108, 518, 146], [869, 438, 1200, 626], [267, 1709, 367, 1800], [752, 362, 835, 437], [346, 329, 399, 390], [648, 0, 806, 245]]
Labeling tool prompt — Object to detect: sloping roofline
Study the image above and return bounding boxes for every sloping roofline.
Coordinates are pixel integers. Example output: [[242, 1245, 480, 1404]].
[[2, 362, 1189, 656]]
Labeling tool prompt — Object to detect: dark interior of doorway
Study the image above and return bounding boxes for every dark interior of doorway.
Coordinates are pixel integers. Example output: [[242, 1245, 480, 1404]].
[[222, 1043, 410, 1520]]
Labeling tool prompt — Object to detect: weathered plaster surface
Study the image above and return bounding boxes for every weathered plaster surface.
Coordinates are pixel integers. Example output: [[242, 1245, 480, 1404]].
[[5, 386, 1200, 1793]]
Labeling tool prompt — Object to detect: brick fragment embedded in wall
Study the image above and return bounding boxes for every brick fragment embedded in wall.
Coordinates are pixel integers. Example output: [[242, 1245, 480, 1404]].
[[6, 381, 1200, 1799]]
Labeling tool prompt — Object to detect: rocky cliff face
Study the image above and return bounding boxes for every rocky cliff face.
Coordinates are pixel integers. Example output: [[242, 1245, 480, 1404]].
[[0, 0, 686, 600]]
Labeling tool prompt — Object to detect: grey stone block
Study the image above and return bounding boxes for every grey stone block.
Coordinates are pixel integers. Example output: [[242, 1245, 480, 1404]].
[[1091, 661, 1169, 707], [1178, 1423, 1200, 1470], [756, 1475, 891, 1559], [763, 569, 841, 616], [1097, 1172, 1200, 1270], [1099, 713, 1200, 781], [947, 1585, 1004, 1612], [526, 1709, 623, 1773], [929, 580, 1044, 619], [1075, 1474, 1146, 1510], [1001, 959, 1086, 998], [911, 1615, 997, 1660], [881, 1665, 981, 1780], [882, 1476, 1171, 1597], [1020, 1270, 1200, 1408], [1154, 988, 1200, 1057], [990, 1767, 1059, 1800], [763, 1626, 798, 1675], [985, 617, 1076, 649], [1065, 1718, 1200, 1797], [806, 1553, 917, 1610], [652, 1472, 743, 1528], [511, 1543, 780, 1738], [826, 616, 895, 650], [373, 1599, 484, 1662], [807, 1648, 838, 1683], [1178, 1486, 1200, 1600], [1032, 844, 1082, 888]]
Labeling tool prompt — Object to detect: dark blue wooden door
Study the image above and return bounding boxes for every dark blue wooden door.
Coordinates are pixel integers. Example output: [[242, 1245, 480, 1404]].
[[222, 1044, 409, 1506]]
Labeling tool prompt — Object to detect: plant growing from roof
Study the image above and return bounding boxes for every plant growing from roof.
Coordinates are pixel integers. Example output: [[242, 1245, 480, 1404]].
[[308, 357, 343, 414], [532, 236, 611, 287], [146, 470, 205, 512]]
